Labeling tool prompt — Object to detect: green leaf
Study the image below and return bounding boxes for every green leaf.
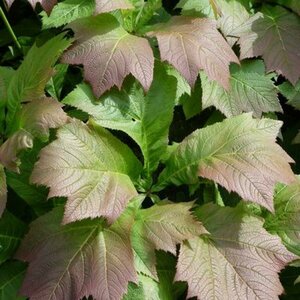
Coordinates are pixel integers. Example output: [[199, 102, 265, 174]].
[[0, 261, 26, 300], [31, 120, 142, 224], [155, 114, 295, 211], [63, 62, 176, 175], [201, 61, 282, 118], [16, 205, 137, 300], [0, 211, 26, 264], [131, 201, 205, 279], [6, 34, 71, 128], [0, 165, 6, 217], [176, 0, 216, 18], [175, 204, 297, 299], [41, 0, 95, 29], [45, 64, 68, 100], [279, 80, 300, 110], [265, 178, 300, 256]]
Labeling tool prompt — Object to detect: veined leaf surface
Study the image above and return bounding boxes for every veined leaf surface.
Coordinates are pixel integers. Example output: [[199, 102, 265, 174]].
[[155, 114, 295, 211]]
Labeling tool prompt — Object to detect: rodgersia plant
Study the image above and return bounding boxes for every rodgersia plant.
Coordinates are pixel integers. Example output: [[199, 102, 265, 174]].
[[0, 0, 300, 299]]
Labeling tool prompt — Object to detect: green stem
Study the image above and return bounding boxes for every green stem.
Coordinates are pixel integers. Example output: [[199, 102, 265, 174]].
[[0, 7, 22, 51]]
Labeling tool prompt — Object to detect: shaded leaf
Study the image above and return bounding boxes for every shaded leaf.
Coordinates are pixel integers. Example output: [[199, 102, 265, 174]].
[[31, 120, 141, 224], [41, 0, 95, 29], [0, 211, 26, 264], [0, 165, 6, 217], [62, 14, 154, 97], [155, 114, 295, 211], [176, 204, 298, 299], [279, 80, 300, 110], [5, 0, 57, 14], [148, 16, 239, 89], [95, 0, 133, 14], [16, 206, 137, 300], [277, 0, 300, 16], [232, 6, 300, 85], [265, 178, 300, 256], [131, 201, 205, 278], [201, 62, 282, 118], [0, 261, 26, 300], [6, 34, 71, 127], [63, 62, 175, 175]]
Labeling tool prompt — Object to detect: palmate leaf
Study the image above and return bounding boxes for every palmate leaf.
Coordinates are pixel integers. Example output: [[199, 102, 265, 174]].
[[175, 204, 298, 300], [0, 97, 68, 172], [232, 5, 300, 85], [6, 34, 71, 127], [63, 62, 176, 176], [62, 14, 154, 97], [31, 120, 142, 224], [0, 165, 6, 217], [5, 0, 57, 14], [201, 61, 282, 117], [16, 206, 137, 300], [131, 201, 205, 278], [265, 178, 300, 256], [147, 16, 239, 90], [154, 114, 295, 211]]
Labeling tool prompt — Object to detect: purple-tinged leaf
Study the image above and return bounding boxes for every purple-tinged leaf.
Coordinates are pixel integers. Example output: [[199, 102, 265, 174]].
[[95, 0, 133, 14], [0, 165, 6, 217], [147, 16, 239, 89], [175, 204, 298, 300], [62, 14, 154, 97], [31, 120, 142, 224], [5, 0, 57, 14]]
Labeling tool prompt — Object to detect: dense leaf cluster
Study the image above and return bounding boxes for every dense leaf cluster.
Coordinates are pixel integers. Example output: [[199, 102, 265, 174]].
[[0, 0, 300, 299]]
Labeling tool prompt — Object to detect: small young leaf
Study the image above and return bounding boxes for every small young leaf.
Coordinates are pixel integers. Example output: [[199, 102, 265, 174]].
[[232, 6, 300, 85], [0, 261, 26, 300], [31, 120, 142, 224], [0, 165, 6, 217], [155, 114, 295, 211], [63, 62, 176, 175], [5, 0, 57, 14], [16, 206, 137, 300], [147, 16, 239, 89], [131, 201, 205, 278], [176, 204, 298, 299], [201, 62, 282, 117], [6, 34, 71, 127], [265, 178, 300, 256], [62, 14, 154, 97]]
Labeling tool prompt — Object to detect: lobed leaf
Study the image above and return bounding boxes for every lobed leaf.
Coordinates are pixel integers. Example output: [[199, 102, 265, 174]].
[[16, 206, 137, 300], [62, 14, 154, 97], [63, 62, 176, 175], [232, 6, 300, 85], [31, 120, 142, 224], [131, 201, 205, 278], [155, 114, 295, 211], [176, 204, 298, 299], [201, 62, 282, 118], [147, 16, 239, 89]]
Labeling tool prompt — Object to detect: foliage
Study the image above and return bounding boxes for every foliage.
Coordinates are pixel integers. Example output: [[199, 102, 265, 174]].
[[0, 0, 300, 299]]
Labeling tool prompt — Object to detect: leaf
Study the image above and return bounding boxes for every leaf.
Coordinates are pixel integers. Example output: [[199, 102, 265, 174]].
[[176, 0, 216, 18], [265, 178, 300, 256], [16, 206, 137, 300], [41, 0, 95, 29], [63, 62, 175, 175], [0, 97, 68, 172], [279, 80, 300, 110], [45, 64, 68, 100], [0, 261, 26, 300], [5, 0, 57, 14], [175, 204, 298, 300], [201, 62, 282, 118], [31, 120, 142, 224], [131, 201, 205, 278], [155, 114, 295, 211], [0, 165, 6, 217], [147, 16, 239, 89], [6, 34, 71, 128], [62, 14, 154, 97], [232, 6, 300, 85], [277, 0, 300, 16], [95, 0, 134, 14], [0, 211, 27, 264]]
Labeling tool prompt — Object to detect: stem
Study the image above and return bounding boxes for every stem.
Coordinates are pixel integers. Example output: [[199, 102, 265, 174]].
[[0, 7, 21, 51]]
